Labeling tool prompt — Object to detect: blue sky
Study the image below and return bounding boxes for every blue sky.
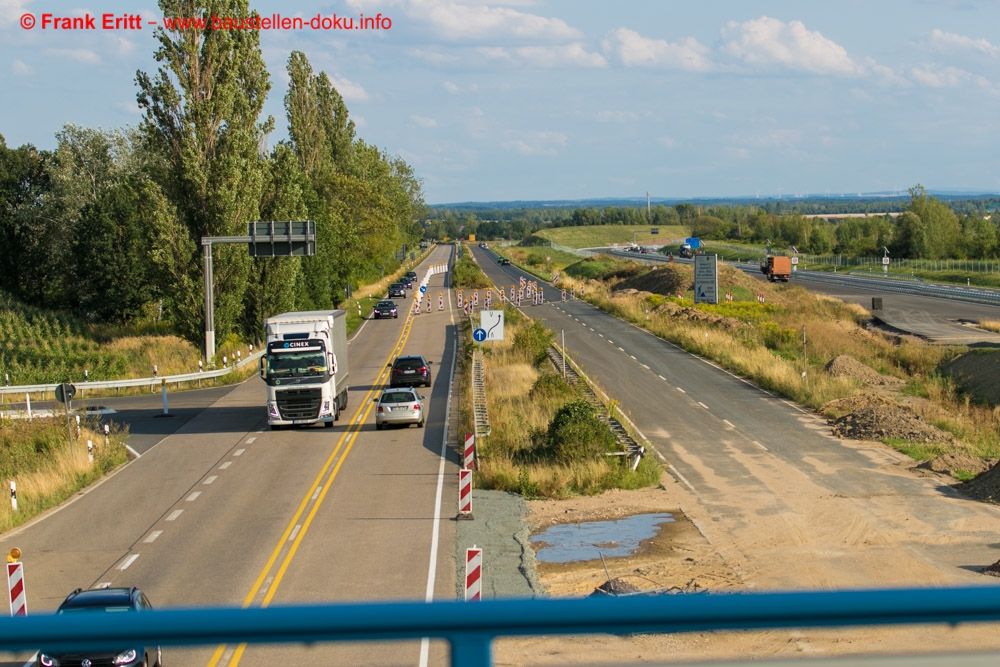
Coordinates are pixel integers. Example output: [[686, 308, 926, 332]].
[[2, 1, 999, 204]]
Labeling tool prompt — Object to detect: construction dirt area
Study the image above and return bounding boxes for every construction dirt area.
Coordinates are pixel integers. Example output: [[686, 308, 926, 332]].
[[489, 282, 1000, 665]]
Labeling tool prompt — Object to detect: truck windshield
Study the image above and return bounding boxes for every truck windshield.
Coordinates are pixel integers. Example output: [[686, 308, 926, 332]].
[[264, 350, 328, 379]]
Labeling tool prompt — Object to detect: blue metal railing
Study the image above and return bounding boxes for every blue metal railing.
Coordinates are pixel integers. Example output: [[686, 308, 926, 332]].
[[4, 586, 1000, 665]]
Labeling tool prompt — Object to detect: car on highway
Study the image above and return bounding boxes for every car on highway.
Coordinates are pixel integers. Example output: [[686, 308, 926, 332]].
[[401, 276, 413, 289], [388, 282, 407, 298], [37, 586, 162, 667], [498, 258, 511, 265], [405, 270, 418, 285], [373, 387, 426, 429], [372, 300, 398, 319], [388, 354, 433, 387]]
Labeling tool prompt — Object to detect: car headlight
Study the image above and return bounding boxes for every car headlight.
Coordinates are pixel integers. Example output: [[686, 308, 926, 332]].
[[268, 402, 280, 418], [38, 654, 60, 667], [320, 400, 332, 416], [113, 648, 138, 664]]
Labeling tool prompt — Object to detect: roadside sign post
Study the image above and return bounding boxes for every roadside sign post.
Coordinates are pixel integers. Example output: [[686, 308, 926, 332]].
[[465, 546, 482, 602], [7, 549, 26, 617], [458, 469, 474, 520], [54, 383, 76, 447]]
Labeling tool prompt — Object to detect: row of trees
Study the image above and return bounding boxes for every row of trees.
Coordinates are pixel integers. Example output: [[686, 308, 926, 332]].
[[438, 188, 997, 260], [0, 0, 424, 345]]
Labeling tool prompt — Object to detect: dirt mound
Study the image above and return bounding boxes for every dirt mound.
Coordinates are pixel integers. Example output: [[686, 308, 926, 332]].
[[829, 404, 953, 445], [957, 462, 1000, 504], [614, 265, 690, 295], [646, 300, 749, 332], [822, 394, 898, 418], [590, 578, 642, 597], [943, 349, 1000, 408], [825, 355, 903, 386], [981, 560, 1000, 577], [914, 452, 996, 478]]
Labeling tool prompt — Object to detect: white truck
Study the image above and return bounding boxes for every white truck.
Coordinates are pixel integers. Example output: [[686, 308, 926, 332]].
[[260, 310, 349, 430]]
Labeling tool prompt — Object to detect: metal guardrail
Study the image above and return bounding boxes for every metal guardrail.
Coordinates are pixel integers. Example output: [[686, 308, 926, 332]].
[[604, 247, 1000, 308], [471, 349, 490, 439], [3, 586, 1000, 666], [0, 351, 265, 399]]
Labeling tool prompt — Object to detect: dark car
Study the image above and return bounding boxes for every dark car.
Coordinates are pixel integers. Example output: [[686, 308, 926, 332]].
[[373, 387, 425, 429], [499, 258, 511, 266], [388, 282, 407, 298], [373, 300, 398, 319], [388, 354, 433, 387], [401, 276, 414, 289], [38, 586, 162, 667], [405, 270, 418, 283]]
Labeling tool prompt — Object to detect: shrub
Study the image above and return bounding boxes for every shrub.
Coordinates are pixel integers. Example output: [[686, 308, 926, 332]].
[[543, 399, 617, 464], [512, 320, 554, 365]]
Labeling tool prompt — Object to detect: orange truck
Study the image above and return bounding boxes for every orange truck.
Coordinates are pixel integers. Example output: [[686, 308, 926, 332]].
[[760, 255, 792, 282]]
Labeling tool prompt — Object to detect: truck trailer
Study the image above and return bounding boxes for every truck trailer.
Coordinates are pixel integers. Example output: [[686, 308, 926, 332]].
[[260, 310, 349, 429], [760, 255, 792, 282]]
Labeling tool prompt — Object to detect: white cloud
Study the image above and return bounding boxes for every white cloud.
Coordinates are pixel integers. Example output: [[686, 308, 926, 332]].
[[114, 36, 136, 57], [512, 43, 606, 67], [350, 0, 580, 42], [411, 114, 437, 128], [504, 130, 568, 155], [408, 48, 460, 66], [0, 0, 33, 27], [328, 74, 369, 102], [44, 49, 101, 65], [479, 43, 605, 67], [606, 27, 711, 71], [11, 59, 34, 76], [910, 63, 991, 89], [738, 128, 802, 149], [597, 111, 638, 123], [720, 16, 863, 76], [115, 100, 142, 115], [656, 136, 678, 148], [928, 29, 998, 57], [441, 80, 479, 94]]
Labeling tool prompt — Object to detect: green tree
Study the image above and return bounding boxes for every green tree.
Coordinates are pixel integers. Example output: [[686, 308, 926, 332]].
[[689, 215, 731, 240], [136, 0, 273, 343], [0, 136, 51, 304], [889, 211, 927, 259], [72, 177, 156, 323], [905, 184, 963, 258], [242, 144, 308, 336], [961, 214, 998, 259]]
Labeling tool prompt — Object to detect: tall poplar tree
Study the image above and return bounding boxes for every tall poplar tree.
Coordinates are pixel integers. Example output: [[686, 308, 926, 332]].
[[135, 0, 272, 344]]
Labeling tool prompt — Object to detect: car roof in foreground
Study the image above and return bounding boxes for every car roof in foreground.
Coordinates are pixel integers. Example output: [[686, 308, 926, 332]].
[[59, 587, 136, 609]]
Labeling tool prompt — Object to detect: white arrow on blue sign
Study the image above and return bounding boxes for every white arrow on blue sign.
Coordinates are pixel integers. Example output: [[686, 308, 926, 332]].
[[473, 328, 487, 342], [420, 285, 427, 293]]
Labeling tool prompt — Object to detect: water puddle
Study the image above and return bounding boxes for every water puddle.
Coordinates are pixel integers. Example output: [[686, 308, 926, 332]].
[[530, 513, 675, 563]]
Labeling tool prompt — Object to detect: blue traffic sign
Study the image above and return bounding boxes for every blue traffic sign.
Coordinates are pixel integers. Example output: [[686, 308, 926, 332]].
[[419, 285, 427, 293], [473, 328, 487, 342]]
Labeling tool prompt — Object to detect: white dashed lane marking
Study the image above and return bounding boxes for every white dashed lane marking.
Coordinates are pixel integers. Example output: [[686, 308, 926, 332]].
[[144, 531, 162, 544], [166, 510, 183, 521], [119, 555, 139, 571], [186, 492, 201, 502]]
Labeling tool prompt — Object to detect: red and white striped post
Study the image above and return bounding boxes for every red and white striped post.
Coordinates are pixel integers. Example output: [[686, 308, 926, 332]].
[[677, 292, 684, 299], [464, 433, 476, 469], [9, 481, 15, 512], [7, 556, 26, 617], [426, 296, 431, 313], [465, 546, 482, 602], [458, 468, 473, 520], [438, 292, 444, 310]]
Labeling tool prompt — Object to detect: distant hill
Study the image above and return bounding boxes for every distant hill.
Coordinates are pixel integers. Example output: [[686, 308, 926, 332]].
[[430, 191, 1000, 211]]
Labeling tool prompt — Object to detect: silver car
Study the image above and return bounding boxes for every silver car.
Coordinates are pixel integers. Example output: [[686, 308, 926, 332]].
[[374, 388, 426, 429]]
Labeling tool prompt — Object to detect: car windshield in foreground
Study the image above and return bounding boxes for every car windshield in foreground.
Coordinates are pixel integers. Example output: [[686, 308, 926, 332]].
[[59, 605, 134, 613]]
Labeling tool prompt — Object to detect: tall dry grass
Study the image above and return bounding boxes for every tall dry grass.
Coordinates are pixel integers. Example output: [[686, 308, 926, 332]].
[[570, 268, 1000, 459], [0, 418, 129, 533], [979, 319, 1000, 334]]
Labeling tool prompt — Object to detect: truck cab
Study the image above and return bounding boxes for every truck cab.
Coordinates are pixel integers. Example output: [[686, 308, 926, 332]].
[[261, 311, 349, 429]]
